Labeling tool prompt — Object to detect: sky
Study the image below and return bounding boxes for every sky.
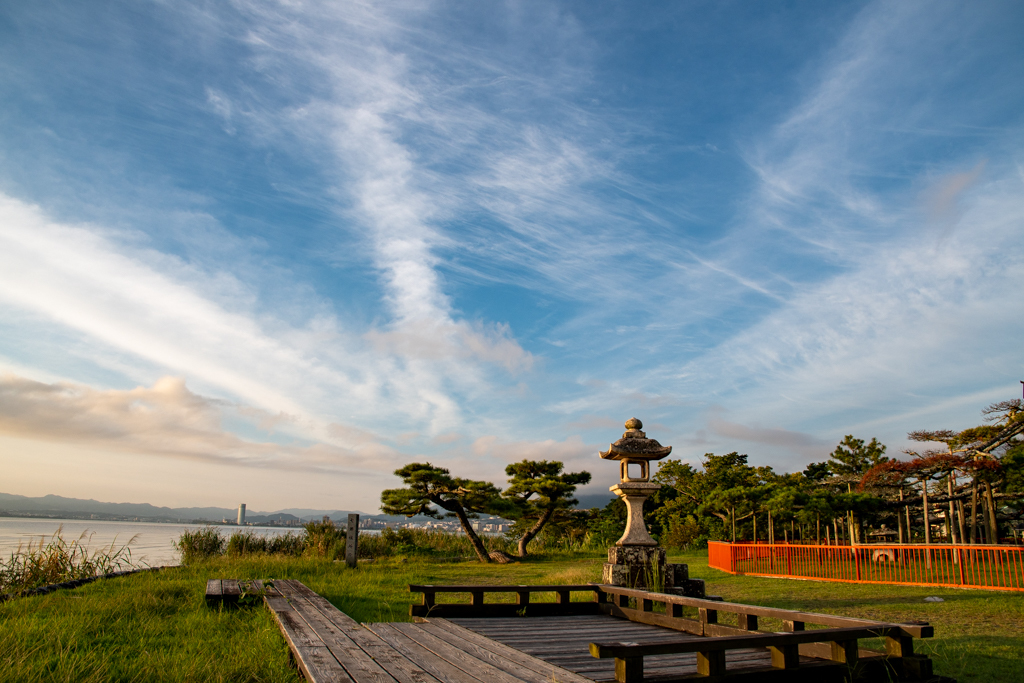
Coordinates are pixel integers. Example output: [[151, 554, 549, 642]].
[[1, 1, 1022, 514]]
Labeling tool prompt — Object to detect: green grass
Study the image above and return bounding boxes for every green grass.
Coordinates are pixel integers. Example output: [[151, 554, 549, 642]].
[[1, 549, 1022, 682]]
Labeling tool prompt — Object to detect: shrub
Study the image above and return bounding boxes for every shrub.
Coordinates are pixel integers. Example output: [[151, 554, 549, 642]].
[[175, 526, 225, 564], [226, 531, 305, 557], [303, 517, 345, 558], [358, 527, 515, 559]]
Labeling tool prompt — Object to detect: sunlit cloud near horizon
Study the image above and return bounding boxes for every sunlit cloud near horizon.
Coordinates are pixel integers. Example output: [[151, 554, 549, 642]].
[[0, 1, 1022, 513]]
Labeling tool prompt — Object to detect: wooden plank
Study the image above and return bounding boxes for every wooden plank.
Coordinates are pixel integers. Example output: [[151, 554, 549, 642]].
[[409, 584, 598, 594], [289, 598, 399, 683], [264, 594, 350, 683], [412, 603, 602, 618], [424, 620, 595, 683], [266, 596, 328, 648], [389, 622, 528, 683], [294, 645, 354, 683], [205, 579, 222, 605], [589, 626, 897, 658], [222, 579, 241, 604], [274, 581, 443, 683], [368, 623, 487, 683], [598, 604, 703, 635]]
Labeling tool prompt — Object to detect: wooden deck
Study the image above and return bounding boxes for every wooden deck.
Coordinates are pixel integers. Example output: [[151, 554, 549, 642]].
[[207, 580, 951, 683], [449, 615, 774, 682]]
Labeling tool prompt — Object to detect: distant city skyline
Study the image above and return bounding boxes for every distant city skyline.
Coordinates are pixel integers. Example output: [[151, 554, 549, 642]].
[[1, 1, 1022, 512]]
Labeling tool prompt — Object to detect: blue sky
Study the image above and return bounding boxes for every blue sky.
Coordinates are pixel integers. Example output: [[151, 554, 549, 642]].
[[1, 1, 1022, 513]]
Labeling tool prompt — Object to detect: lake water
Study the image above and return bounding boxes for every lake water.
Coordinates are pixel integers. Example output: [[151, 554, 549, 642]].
[[0, 518, 305, 566]]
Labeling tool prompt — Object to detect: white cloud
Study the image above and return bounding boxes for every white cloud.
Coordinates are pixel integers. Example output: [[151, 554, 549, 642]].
[[0, 373, 398, 473]]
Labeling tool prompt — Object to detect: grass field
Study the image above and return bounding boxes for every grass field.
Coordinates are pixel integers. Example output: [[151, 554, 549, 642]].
[[1, 549, 1022, 682]]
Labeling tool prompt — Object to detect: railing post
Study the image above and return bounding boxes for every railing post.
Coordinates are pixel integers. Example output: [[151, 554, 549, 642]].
[[769, 644, 799, 669], [886, 635, 913, 658], [556, 590, 571, 604], [830, 639, 859, 666], [516, 589, 530, 606], [471, 590, 484, 608], [737, 613, 758, 631], [696, 650, 726, 676], [615, 657, 643, 683], [854, 546, 862, 582]]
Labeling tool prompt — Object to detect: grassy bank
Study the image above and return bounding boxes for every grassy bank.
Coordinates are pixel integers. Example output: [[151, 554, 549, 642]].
[[1, 549, 1021, 682]]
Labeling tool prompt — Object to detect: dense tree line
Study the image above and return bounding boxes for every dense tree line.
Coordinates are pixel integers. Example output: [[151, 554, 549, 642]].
[[380, 398, 1024, 560]]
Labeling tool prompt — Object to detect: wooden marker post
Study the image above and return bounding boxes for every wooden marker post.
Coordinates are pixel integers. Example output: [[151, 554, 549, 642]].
[[346, 513, 359, 568]]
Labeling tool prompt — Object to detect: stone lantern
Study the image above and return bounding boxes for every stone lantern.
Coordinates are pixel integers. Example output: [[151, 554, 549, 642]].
[[600, 418, 705, 597]]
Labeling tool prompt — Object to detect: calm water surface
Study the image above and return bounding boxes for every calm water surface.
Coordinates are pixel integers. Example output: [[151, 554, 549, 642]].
[[0, 518, 304, 566]]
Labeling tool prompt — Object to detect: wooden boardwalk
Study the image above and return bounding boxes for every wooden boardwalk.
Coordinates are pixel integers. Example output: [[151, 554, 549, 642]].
[[245, 579, 593, 683], [207, 580, 949, 683]]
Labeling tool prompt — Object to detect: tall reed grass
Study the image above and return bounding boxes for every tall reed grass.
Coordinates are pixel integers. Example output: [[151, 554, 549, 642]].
[[175, 521, 607, 565], [0, 526, 141, 595]]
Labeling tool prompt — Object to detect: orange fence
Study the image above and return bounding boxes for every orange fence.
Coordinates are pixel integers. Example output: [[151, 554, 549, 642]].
[[707, 540, 1024, 591]]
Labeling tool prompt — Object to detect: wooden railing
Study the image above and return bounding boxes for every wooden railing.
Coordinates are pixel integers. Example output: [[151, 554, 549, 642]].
[[408, 583, 938, 681], [408, 584, 603, 618], [709, 540, 1024, 591]]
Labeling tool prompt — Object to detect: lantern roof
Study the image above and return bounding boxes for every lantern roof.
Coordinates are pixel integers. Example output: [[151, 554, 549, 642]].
[[599, 417, 673, 461]]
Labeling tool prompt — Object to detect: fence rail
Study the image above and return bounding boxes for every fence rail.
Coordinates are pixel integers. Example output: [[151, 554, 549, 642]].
[[708, 540, 1024, 591]]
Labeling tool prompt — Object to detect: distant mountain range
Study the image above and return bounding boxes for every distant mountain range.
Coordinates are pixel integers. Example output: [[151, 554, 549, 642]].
[[0, 490, 618, 525], [0, 491, 372, 524]]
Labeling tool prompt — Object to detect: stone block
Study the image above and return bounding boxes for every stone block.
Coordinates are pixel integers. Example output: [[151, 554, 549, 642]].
[[607, 545, 665, 566]]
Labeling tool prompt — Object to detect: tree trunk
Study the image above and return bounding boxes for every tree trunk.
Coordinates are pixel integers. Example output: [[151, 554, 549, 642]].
[[449, 506, 491, 562], [946, 476, 958, 545], [985, 482, 1000, 545], [816, 513, 821, 545], [731, 507, 736, 543], [517, 507, 555, 558], [898, 489, 906, 543], [970, 479, 979, 544], [953, 471, 967, 543], [921, 477, 931, 545]]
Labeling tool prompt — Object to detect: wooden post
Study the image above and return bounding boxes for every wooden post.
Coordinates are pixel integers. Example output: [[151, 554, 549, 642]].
[[697, 650, 726, 676], [886, 635, 913, 658], [830, 639, 859, 666], [737, 613, 758, 631], [346, 513, 359, 568], [769, 644, 799, 669], [615, 657, 643, 683]]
